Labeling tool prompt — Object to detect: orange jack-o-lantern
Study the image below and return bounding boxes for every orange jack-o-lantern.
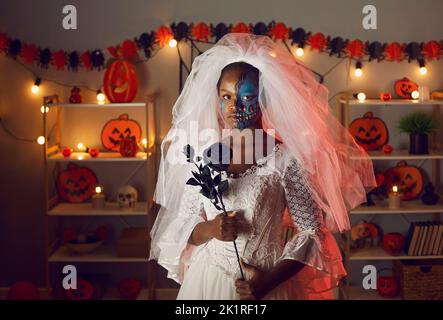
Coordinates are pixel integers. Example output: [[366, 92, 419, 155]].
[[101, 114, 142, 151], [118, 278, 141, 300], [103, 60, 138, 103], [65, 279, 94, 300], [351, 222, 379, 241], [377, 275, 399, 298], [383, 233, 405, 256], [56, 163, 98, 203], [349, 112, 389, 150], [394, 77, 418, 99], [384, 160, 423, 201]]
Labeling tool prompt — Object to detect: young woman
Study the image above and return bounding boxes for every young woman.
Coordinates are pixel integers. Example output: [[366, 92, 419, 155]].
[[150, 33, 376, 299]]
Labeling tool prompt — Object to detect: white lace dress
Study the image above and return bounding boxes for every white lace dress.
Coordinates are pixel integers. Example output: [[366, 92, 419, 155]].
[[156, 143, 346, 300]]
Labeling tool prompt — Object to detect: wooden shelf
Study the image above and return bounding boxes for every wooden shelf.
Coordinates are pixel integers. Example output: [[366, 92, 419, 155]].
[[342, 285, 402, 300], [349, 245, 443, 260], [46, 102, 146, 108], [351, 149, 443, 160], [339, 98, 443, 106], [48, 245, 148, 263], [350, 197, 443, 215], [47, 151, 148, 162], [102, 288, 150, 300], [48, 202, 148, 216]]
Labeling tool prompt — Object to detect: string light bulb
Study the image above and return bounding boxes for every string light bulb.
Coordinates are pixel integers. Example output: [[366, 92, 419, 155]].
[[31, 78, 41, 94], [354, 61, 363, 77], [141, 138, 148, 149], [168, 38, 177, 48], [411, 90, 420, 100], [357, 92, 366, 103], [295, 47, 304, 57], [418, 59, 427, 75], [96, 90, 106, 104], [37, 136, 45, 145], [77, 142, 86, 152]]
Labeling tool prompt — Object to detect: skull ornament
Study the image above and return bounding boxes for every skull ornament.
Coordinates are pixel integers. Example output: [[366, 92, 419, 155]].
[[117, 185, 138, 209]]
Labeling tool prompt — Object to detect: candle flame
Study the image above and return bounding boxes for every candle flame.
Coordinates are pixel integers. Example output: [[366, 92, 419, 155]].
[[95, 186, 102, 194], [392, 185, 398, 193]]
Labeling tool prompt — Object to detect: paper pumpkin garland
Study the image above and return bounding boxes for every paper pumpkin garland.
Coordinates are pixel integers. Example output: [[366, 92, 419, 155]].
[[56, 163, 98, 203], [384, 160, 423, 201], [349, 112, 389, 150], [101, 114, 142, 152]]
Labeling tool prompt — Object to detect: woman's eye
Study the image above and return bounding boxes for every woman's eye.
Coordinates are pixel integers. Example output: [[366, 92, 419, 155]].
[[242, 95, 254, 101], [222, 95, 231, 100]]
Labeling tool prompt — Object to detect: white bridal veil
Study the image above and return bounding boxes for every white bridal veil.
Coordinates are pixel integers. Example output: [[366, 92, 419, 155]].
[[150, 33, 376, 283]]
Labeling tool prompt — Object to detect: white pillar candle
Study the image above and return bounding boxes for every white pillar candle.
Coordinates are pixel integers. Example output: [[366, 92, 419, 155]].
[[388, 185, 401, 209]]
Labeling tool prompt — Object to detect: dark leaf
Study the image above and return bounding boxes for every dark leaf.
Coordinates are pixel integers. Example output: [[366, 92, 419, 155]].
[[186, 178, 200, 186], [218, 180, 229, 194], [202, 165, 211, 177], [192, 171, 202, 182], [214, 174, 221, 185]]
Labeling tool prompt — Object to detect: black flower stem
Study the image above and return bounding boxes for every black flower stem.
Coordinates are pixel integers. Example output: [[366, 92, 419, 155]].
[[218, 190, 245, 280]]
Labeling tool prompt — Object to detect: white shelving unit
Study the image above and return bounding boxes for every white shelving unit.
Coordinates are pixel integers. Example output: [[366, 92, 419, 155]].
[[338, 94, 443, 300], [42, 95, 158, 300]]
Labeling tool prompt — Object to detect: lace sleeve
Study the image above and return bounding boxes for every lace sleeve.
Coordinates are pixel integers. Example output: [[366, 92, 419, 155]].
[[276, 155, 346, 292], [151, 184, 206, 284]]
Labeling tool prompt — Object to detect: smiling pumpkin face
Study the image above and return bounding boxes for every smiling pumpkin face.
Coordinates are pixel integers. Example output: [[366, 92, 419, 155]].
[[349, 112, 389, 150], [394, 77, 418, 99], [103, 60, 138, 103], [56, 163, 98, 203], [384, 160, 423, 200], [101, 114, 142, 151]]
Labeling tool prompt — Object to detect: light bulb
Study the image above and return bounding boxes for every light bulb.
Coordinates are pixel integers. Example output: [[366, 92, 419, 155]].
[[31, 78, 41, 94], [168, 39, 177, 48], [295, 47, 304, 57], [357, 92, 366, 103], [392, 185, 398, 193], [96, 90, 106, 104], [354, 61, 363, 77], [37, 136, 45, 145], [77, 142, 86, 152], [411, 90, 420, 100], [419, 66, 427, 75], [95, 186, 102, 194], [40, 106, 49, 113], [141, 138, 147, 148]]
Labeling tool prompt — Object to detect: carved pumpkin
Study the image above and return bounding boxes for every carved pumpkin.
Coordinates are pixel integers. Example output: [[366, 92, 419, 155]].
[[119, 136, 139, 157], [103, 60, 138, 103], [394, 77, 418, 99], [88, 148, 100, 158], [384, 160, 423, 201], [101, 114, 141, 151], [349, 112, 389, 150], [382, 144, 393, 154], [56, 163, 98, 203], [383, 233, 405, 256], [351, 222, 379, 241], [65, 279, 94, 300], [377, 276, 398, 298], [118, 278, 141, 300], [379, 92, 392, 101]]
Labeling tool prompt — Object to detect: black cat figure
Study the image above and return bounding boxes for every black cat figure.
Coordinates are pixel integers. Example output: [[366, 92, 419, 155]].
[[421, 182, 439, 205]]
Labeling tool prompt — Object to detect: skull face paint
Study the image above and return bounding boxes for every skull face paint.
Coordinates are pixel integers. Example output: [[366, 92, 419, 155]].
[[217, 62, 261, 130]]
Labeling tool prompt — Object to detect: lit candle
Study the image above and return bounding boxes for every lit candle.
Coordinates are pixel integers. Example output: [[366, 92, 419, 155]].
[[388, 185, 401, 209], [92, 185, 105, 209]]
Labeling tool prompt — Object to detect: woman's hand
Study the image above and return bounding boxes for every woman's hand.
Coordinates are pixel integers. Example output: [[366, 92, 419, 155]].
[[235, 259, 269, 300], [210, 211, 238, 242]]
